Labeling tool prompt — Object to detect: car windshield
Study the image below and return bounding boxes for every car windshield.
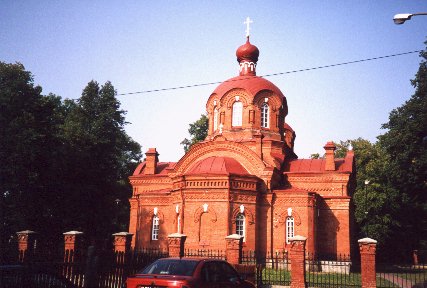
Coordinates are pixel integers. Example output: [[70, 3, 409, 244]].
[[141, 259, 199, 276]]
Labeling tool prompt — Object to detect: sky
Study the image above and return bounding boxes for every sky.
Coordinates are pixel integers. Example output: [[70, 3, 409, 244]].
[[1, 1, 426, 162]]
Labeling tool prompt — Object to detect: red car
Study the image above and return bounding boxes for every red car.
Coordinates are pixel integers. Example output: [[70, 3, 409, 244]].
[[126, 257, 256, 288]]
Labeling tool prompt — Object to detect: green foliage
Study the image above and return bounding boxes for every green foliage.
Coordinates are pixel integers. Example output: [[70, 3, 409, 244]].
[[378, 42, 427, 257], [335, 138, 402, 255], [334, 42, 427, 260], [0, 62, 66, 250], [61, 80, 141, 238], [181, 114, 208, 152], [0, 64, 141, 251]]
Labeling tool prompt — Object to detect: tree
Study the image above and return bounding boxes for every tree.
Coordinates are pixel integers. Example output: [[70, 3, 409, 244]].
[[335, 138, 402, 259], [181, 114, 208, 152], [379, 43, 427, 257], [61, 80, 141, 240], [0, 62, 66, 257]]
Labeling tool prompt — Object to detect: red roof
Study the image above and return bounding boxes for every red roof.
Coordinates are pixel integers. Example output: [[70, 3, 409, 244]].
[[212, 75, 285, 99], [286, 151, 354, 173], [186, 156, 249, 175]]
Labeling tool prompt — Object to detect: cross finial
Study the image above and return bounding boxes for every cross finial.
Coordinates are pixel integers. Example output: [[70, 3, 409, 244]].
[[244, 17, 253, 38]]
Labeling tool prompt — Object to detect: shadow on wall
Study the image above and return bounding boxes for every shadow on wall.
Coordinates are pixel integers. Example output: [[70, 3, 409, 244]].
[[317, 198, 340, 256]]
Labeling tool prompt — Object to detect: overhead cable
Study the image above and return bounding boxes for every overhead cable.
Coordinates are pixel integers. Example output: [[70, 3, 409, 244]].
[[117, 50, 422, 96]]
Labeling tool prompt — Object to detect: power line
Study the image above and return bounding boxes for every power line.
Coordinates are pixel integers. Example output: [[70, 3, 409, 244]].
[[117, 50, 422, 96]]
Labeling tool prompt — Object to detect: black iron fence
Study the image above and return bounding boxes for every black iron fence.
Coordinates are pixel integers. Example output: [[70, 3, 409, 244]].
[[241, 250, 291, 286], [305, 253, 360, 288], [376, 262, 427, 288], [0, 246, 168, 288], [183, 248, 226, 260]]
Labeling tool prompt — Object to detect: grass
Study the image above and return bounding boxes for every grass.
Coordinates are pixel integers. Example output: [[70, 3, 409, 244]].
[[259, 268, 411, 287]]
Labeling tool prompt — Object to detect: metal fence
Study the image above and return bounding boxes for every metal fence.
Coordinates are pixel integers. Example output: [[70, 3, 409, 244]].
[[0, 246, 168, 288], [305, 253, 360, 288], [376, 262, 427, 288], [242, 250, 291, 286], [183, 248, 226, 260]]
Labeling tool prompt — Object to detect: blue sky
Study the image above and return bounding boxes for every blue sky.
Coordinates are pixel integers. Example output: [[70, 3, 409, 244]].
[[1, 1, 425, 161]]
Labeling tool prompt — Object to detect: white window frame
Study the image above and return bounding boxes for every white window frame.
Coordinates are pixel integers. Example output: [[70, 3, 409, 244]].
[[213, 108, 219, 131], [261, 103, 269, 128], [232, 101, 243, 127], [286, 217, 294, 244], [152, 215, 160, 240], [236, 213, 245, 241]]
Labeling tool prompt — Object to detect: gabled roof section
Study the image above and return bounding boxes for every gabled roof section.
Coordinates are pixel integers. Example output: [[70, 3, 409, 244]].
[[186, 156, 249, 176], [286, 151, 354, 173]]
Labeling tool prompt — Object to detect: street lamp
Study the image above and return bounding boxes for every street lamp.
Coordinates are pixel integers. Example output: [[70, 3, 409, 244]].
[[393, 13, 427, 25], [364, 180, 370, 237]]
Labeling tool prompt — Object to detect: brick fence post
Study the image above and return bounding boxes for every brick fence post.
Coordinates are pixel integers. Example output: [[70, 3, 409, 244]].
[[167, 233, 186, 258], [113, 232, 133, 253], [63, 231, 83, 278], [16, 230, 37, 263], [225, 234, 243, 264], [290, 235, 307, 288], [63, 231, 84, 260], [358, 238, 377, 288]]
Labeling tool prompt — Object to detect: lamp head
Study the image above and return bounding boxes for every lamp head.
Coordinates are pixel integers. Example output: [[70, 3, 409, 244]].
[[393, 13, 413, 24]]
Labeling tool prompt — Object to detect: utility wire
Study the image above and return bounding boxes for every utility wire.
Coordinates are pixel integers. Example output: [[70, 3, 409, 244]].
[[117, 50, 422, 96]]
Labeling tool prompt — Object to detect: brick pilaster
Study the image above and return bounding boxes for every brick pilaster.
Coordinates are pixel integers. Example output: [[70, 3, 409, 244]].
[[358, 238, 377, 288], [113, 232, 133, 253], [290, 235, 307, 288], [167, 233, 186, 258], [16, 230, 37, 263], [225, 234, 243, 264]]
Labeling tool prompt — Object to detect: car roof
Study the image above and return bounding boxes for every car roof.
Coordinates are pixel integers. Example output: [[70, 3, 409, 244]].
[[158, 257, 226, 262]]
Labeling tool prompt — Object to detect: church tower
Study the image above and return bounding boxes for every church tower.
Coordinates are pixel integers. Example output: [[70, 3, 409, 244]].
[[205, 36, 296, 170]]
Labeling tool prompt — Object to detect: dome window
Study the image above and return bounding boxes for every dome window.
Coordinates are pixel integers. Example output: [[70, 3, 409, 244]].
[[232, 101, 243, 127], [261, 103, 269, 128], [213, 108, 219, 131]]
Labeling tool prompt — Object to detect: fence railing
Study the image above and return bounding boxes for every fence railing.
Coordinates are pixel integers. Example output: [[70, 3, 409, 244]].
[[0, 246, 168, 288], [376, 262, 427, 288], [183, 248, 226, 260], [306, 253, 360, 288]]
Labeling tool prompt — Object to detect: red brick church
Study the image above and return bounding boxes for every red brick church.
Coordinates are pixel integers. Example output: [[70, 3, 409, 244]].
[[128, 34, 355, 257]]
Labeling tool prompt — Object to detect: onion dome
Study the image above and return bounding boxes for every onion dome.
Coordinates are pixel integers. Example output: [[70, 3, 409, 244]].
[[236, 38, 259, 76]]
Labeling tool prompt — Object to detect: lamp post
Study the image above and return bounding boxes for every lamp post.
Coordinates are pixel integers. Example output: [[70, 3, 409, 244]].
[[364, 180, 370, 237], [114, 198, 121, 231], [393, 13, 427, 24]]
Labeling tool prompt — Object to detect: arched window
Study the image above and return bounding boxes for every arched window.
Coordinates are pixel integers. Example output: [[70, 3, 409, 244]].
[[213, 108, 219, 131], [152, 215, 160, 240], [232, 101, 243, 127], [261, 103, 269, 128], [286, 217, 294, 244], [236, 213, 245, 240]]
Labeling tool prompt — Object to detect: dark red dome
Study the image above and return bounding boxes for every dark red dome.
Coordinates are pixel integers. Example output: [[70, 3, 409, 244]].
[[236, 39, 259, 63]]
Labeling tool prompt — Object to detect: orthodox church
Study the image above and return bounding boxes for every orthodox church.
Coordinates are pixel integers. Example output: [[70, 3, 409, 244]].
[[128, 31, 355, 257]]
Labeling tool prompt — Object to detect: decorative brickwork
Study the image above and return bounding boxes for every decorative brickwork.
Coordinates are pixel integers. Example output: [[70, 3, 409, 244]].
[[113, 232, 133, 253], [168, 233, 186, 258], [16, 230, 37, 263]]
